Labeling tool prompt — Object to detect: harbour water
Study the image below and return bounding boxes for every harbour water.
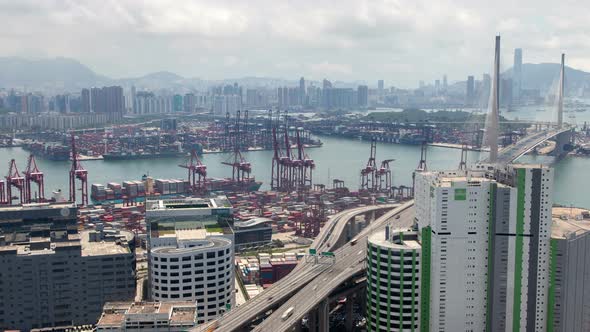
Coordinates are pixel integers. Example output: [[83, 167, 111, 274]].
[[1, 135, 587, 207]]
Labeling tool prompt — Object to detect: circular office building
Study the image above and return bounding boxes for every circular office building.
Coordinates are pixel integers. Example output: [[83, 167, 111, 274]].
[[150, 235, 234, 324], [366, 228, 422, 332]]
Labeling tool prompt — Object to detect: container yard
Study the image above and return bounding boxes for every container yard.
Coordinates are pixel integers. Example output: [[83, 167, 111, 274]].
[[13, 110, 321, 162]]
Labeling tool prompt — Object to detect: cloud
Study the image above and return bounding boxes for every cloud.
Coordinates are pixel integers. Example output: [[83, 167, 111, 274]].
[[309, 62, 353, 76], [0, 0, 588, 87]]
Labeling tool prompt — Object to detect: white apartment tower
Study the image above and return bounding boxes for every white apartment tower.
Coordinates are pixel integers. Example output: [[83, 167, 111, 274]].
[[415, 164, 553, 332]]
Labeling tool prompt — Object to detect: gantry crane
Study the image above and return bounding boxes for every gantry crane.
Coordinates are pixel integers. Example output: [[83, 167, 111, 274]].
[[180, 149, 207, 194], [69, 134, 88, 206], [375, 159, 395, 194], [24, 154, 45, 203], [6, 159, 25, 205], [360, 138, 377, 191]]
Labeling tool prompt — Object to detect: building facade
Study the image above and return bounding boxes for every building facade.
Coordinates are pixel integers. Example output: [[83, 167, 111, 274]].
[[0, 203, 136, 331], [549, 218, 590, 331], [96, 301, 198, 331], [146, 197, 235, 324], [415, 164, 553, 332], [366, 228, 421, 332]]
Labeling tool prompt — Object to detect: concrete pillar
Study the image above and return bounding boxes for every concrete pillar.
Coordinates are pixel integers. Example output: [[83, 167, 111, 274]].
[[345, 295, 354, 332], [359, 288, 367, 315], [319, 299, 330, 332], [309, 308, 318, 332], [350, 218, 356, 237]]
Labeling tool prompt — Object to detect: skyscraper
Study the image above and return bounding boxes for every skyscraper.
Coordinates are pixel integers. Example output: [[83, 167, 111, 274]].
[[549, 217, 590, 331], [414, 164, 554, 331], [81, 88, 91, 113], [357, 85, 368, 107], [299, 77, 305, 105], [513, 48, 523, 104], [443, 74, 448, 93], [378, 80, 384, 91]]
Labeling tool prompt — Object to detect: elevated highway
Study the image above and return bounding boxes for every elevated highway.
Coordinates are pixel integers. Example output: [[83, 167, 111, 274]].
[[481, 127, 573, 165], [193, 203, 401, 332], [253, 202, 415, 332]]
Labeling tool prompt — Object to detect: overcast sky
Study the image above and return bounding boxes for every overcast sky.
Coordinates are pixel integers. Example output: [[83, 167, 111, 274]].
[[0, 0, 587, 87]]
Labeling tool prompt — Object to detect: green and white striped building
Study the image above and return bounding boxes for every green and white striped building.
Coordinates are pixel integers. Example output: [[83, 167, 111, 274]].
[[366, 229, 421, 332], [411, 164, 554, 332]]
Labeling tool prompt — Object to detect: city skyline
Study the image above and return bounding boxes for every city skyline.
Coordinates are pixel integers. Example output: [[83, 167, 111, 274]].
[[0, 1, 585, 88]]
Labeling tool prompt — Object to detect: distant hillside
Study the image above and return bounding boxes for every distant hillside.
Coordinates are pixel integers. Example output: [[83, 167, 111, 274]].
[[0, 57, 109, 90], [504, 63, 590, 91]]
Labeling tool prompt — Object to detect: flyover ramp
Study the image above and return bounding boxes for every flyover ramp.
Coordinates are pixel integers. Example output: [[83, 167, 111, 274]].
[[253, 202, 415, 332]]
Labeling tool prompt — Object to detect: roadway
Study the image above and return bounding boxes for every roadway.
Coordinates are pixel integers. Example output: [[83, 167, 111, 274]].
[[253, 202, 415, 331], [481, 127, 572, 164], [193, 204, 399, 332]]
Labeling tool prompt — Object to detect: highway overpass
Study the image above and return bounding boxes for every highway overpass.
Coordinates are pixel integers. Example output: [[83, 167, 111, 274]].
[[481, 126, 574, 165], [193, 203, 403, 332]]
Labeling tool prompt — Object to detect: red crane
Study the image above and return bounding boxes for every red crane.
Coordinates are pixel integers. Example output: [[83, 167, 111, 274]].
[[70, 134, 88, 206], [6, 159, 25, 205], [279, 122, 294, 191], [360, 138, 377, 192], [296, 129, 314, 191], [24, 154, 45, 203], [270, 127, 282, 190], [375, 159, 395, 194], [180, 149, 207, 194], [221, 110, 252, 188]]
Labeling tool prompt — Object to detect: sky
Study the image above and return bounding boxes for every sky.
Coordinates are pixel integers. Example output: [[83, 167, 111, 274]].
[[1, 0, 589, 88]]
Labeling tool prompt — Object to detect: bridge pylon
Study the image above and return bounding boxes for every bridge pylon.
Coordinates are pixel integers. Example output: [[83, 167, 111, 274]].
[[558, 53, 565, 129], [486, 35, 501, 163]]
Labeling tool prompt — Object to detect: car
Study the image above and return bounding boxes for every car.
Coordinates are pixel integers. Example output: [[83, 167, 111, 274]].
[[281, 307, 295, 321]]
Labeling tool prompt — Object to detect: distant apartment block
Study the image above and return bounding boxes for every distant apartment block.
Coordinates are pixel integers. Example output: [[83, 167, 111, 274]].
[[0, 112, 119, 130]]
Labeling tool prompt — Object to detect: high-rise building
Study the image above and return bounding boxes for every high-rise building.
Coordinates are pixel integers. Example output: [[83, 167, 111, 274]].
[[366, 228, 422, 331], [357, 85, 369, 107], [299, 77, 306, 105], [131, 86, 137, 114], [549, 217, 590, 331], [0, 203, 136, 331], [378, 80, 384, 91], [90, 86, 124, 114], [414, 164, 554, 331], [466, 76, 475, 106], [323, 79, 332, 90], [81, 88, 91, 113], [146, 197, 235, 324], [434, 79, 441, 96], [443, 74, 448, 93], [513, 48, 523, 104]]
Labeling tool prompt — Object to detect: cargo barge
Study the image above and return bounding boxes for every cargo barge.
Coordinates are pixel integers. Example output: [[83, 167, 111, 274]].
[[22, 142, 70, 161]]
